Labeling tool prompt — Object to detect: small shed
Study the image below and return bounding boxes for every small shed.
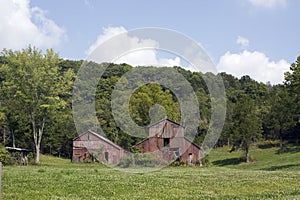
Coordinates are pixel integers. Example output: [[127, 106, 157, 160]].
[[5, 147, 30, 165], [136, 119, 202, 165], [72, 130, 126, 165]]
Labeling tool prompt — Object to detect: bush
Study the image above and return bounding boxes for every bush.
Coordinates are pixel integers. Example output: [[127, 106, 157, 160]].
[[240, 155, 257, 162], [118, 153, 156, 168], [257, 140, 280, 149], [201, 155, 211, 167], [0, 146, 15, 165], [118, 155, 135, 168], [171, 157, 185, 167], [27, 152, 36, 165], [135, 153, 155, 167]]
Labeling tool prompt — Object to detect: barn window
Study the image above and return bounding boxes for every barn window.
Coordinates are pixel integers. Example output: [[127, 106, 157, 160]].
[[104, 152, 109, 161], [164, 138, 170, 147]]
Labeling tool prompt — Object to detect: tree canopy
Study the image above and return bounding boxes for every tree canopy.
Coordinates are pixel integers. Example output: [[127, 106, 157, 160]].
[[0, 47, 299, 162]]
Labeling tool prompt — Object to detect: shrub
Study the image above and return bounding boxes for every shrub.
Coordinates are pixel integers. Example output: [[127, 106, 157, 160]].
[[171, 157, 185, 167], [27, 152, 36, 165], [276, 147, 289, 154], [0, 146, 15, 165], [118, 153, 156, 168], [155, 157, 168, 166], [201, 155, 211, 167], [257, 140, 280, 149], [118, 155, 134, 168], [240, 155, 257, 162], [135, 153, 155, 167]]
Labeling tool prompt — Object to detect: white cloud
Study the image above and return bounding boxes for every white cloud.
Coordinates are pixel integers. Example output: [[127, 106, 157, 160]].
[[158, 57, 181, 67], [0, 0, 65, 50], [217, 50, 290, 84], [86, 26, 181, 67], [236, 36, 249, 48], [86, 26, 128, 56], [248, 0, 287, 9]]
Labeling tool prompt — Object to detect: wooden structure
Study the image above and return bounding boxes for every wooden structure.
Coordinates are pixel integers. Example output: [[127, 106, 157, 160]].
[[136, 119, 202, 165], [5, 147, 30, 165], [72, 130, 126, 165]]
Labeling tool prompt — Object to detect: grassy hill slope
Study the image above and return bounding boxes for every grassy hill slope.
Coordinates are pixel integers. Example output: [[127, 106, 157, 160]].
[[209, 145, 300, 171], [2, 146, 300, 199]]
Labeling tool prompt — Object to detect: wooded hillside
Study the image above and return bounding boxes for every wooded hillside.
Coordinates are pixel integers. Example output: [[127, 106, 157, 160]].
[[0, 47, 299, 162]]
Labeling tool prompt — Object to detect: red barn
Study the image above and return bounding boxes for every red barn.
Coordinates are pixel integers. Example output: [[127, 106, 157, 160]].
[[72, 130, 126, 165], [136, 119, 202, 165]]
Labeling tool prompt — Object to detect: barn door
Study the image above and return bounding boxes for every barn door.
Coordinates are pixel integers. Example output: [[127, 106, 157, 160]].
[[189, 153, 193, 165], [104, 152, 109, 162]]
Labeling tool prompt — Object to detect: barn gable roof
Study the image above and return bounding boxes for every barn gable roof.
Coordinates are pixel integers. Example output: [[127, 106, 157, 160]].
[[73, 130, 123, 150], [184, 137, 201, 150], [148, 118, 184, 128], [136, 118, 201, 150]]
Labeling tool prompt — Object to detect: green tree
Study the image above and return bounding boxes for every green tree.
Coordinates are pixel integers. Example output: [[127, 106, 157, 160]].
[[231, 95, 262, 163], [285, 56, 300, 136], [129, 83, 180, 126], [0, 47, 74, 163], [266, 86, 295, 148], [285, 56, 300, 110]]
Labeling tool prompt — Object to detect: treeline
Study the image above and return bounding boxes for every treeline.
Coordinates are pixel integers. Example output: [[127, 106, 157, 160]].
[[0, 47, 299, 162]]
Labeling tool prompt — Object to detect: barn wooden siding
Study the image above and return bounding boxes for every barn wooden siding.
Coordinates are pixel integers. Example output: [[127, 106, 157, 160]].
[[136, 119, 201, 165], [72, 130, 126, 165]]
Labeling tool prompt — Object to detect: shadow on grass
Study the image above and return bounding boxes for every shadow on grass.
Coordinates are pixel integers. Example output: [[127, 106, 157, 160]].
[[212, 157, 243, 166], [257, 143, 280, 149], [261, 164, 300, 171], [276, 146, 300, 154]]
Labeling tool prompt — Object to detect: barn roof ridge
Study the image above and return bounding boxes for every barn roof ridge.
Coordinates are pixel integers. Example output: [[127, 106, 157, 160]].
[[147, 118, 184, 128], [135, 137, 151, 146], [184, 137, 202, 150], [74, 130, 123, 150]]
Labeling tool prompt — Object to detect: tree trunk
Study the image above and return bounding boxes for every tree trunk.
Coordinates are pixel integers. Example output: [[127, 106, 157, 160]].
[[30, 113, 45, 164], [35, 144, 40, 164], [279, 129, 283, 149], [245, 147, 250, 163], [12, 131, 15, 148], [35, 125, 45, 164]]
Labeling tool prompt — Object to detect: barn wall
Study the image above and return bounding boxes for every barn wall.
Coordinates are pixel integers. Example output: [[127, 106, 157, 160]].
[[136, 136, 201, 165], [72, 132, 125, 165], [181, 141, 201, 165]]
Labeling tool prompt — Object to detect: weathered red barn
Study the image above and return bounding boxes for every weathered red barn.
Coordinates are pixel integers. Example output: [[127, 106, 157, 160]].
[[72, 130, 126, 165], [136, 119, 202, 165]]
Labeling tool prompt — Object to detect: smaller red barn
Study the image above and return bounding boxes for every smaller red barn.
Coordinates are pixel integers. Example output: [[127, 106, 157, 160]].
[[136, 119, 202, 165], [72, 130, 126, 165]]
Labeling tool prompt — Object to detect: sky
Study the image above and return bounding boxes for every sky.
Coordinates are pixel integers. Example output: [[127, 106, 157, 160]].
[[0, 0, 299, 84]]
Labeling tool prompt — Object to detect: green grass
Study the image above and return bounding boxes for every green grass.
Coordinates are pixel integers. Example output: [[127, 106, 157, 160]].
[[2, 146, 300, 199], [209, 145, 300, 171]]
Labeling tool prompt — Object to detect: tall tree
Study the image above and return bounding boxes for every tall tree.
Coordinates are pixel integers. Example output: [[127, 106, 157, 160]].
[[266, 86, 295, 148], [231, 95, 262, 163], [285, 56, 300, 123], [0, 47, 74, 163]]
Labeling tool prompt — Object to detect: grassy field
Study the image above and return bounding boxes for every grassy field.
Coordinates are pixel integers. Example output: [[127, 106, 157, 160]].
[[3, 146, 300, 199]]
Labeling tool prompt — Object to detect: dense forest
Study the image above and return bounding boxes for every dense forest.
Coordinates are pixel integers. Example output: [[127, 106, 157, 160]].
[[0, 47, 299, 163]]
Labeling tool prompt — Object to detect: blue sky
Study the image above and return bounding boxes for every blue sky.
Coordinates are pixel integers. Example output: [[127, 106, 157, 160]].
[[1, 0, 299, 84]]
